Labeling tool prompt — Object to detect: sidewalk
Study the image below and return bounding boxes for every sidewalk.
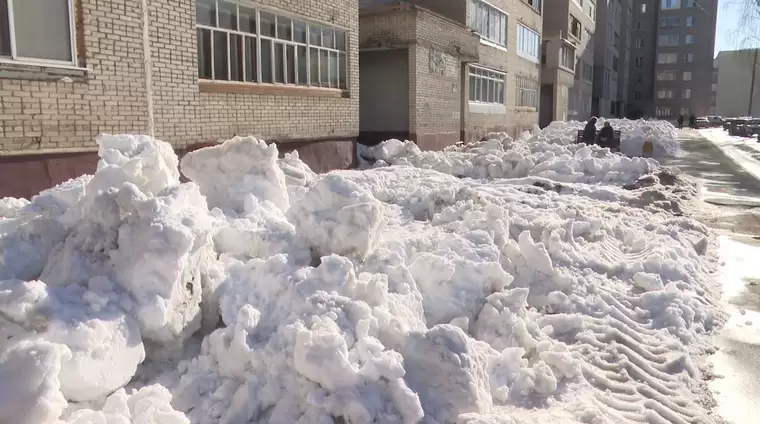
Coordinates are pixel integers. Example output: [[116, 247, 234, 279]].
[[698, 128, 760, 182]]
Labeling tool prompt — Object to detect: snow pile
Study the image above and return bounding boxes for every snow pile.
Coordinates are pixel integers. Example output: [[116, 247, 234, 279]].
[[536, 118, 680, 157], [0, 133, 722, 424], [359, 132, 659, 185]]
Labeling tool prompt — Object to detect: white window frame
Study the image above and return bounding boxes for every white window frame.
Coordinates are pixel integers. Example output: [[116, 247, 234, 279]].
[[559, 45, 575, 70], [515, 75, 539, 108], [0, 0, 78, 67], [658, 34, 679, 47], [683, 88, 691, 99], [686, 16, 694, 26], [468, 64, 506, 105], [657, 53, 678, 64], [469, 0, 508, 48], [685, 34, 695, 44], [685, 52, 694, 62], [655, 106, 672, 117], [196, 0, 349, 89], [635, 38, 644, 48], [587, 1, 596, 21], [516, 23, 541, 63], [683, 71, 692, 81], [660, 0, 681, 10], [656, 70, 676, 80], [657, 89, 674, 99]]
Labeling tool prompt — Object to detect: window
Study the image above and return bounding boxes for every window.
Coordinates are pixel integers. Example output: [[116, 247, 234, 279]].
[[587, 1, 596, 20], [560, 45, 574, 69], [657, 70, 676, 80], [635, 38, 644, 48], [614, 31, 619, 48], [656, 107, 672, 117], [687, 0, 696, 7], [657, 89, 674, 99], [469, 65, 506, 104], [0, 0, 76, 64], [685, 52, 694, 62], [515, 75, 539, 108], [612, 55, 618, 71], [633, 90, 642, 100], [658, 34, 679, 46], [636, 21, 643, 31], [640, 3, 647, 12], [196, 0, 348, 88], [582, 61, 593, 81], [570, 15, 582, 38], [526, 0, 542, 12], [681, 107, 690, 115], [686, 16, 694, 26], [683, 71, 692, 80], [660, 17, 680, 28], [661, 0, 681, 9], [635, 56, 643, 67], [657, 53, 678, 64], [516, 23, 540, 61], [683, 88, 691, 99], [685, 34, 695, 44], [469, 0, 508, 46], [712, 82, 717, 91]]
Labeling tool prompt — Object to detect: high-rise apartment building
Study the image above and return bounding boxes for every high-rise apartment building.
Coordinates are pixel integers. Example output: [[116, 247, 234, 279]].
[[592, 0, 630, 117], [715, 49, 760, 117], [539, 0, 597, 125], [626, 0, 717, 119]]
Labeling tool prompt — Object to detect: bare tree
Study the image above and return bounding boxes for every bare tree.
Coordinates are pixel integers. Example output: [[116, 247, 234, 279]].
[[729, 0, 760, 49]]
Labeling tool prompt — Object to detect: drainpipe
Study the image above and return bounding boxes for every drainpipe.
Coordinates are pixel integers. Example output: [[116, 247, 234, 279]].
[[749, 49, 759, 117], [142, 0, 155, 136]]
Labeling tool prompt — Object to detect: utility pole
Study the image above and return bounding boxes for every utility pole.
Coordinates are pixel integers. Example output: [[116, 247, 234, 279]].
[[749, 49, 758, 116]]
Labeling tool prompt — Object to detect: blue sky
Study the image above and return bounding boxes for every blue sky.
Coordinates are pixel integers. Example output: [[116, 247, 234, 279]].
[[715, 0, 759, 55]]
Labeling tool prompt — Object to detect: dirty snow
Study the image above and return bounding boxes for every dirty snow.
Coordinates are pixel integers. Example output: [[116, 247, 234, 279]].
[[0, 121, 725, 424]]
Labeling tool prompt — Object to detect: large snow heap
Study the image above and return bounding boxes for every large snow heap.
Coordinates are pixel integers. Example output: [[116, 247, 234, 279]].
[[0, 120, 722, 424]]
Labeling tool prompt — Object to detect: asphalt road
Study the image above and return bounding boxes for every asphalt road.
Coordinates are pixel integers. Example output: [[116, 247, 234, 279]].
[[661, 130, 760, 424]]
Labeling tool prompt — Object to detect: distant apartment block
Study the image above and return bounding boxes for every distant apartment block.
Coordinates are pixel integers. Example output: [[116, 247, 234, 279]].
[[359, 0, 542, 144], [539, 0, 596, 125], [715, 49, 760, 117], [592, 0, 630, 117], [626, 0, 717, 119]]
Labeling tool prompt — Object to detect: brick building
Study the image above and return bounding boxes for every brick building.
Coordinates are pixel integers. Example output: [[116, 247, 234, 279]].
[[0, 0, 359, 198], [359, 0, 542, 144]]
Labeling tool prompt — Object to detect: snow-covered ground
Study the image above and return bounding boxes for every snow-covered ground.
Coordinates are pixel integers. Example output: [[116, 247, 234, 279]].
[[0, 120, 726, 424]]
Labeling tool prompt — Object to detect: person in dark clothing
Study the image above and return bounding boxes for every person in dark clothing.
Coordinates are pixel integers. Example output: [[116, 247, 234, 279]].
[[598, 121, 616, 148], [677, 115, 684, 129], [689, 114, 697, 129], [582, 117, 598, 144]]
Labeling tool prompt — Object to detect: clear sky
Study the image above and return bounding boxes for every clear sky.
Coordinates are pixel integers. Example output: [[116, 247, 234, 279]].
[[714, 0, 760, 56]]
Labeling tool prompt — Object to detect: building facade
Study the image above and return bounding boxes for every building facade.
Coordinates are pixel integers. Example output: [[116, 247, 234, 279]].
[[715, 49, 760, 118], [626, 0, 717, 119], [592, 0, 627, 117], [0, 0, 360, 198], [540, 0, 596, 125], [360, 0, 542, 143]]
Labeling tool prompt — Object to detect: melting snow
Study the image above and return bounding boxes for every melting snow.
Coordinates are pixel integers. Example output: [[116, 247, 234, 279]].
[[0, 120, 725, 424]]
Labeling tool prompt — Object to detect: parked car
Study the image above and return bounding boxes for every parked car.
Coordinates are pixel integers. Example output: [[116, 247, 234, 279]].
[[706, 116, 724, 127], [694, 117, 710, 128]]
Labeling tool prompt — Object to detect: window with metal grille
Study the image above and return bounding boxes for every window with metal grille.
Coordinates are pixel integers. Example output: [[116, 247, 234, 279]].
[[196, 0, 348, 89], [515, 75, 538, 108]]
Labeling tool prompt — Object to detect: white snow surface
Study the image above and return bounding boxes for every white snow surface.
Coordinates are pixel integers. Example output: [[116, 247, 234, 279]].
[[0, 121, 724, 424]]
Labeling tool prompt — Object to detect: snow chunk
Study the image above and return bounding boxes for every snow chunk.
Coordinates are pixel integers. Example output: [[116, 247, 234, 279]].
[[181, 136, 290, 213]]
